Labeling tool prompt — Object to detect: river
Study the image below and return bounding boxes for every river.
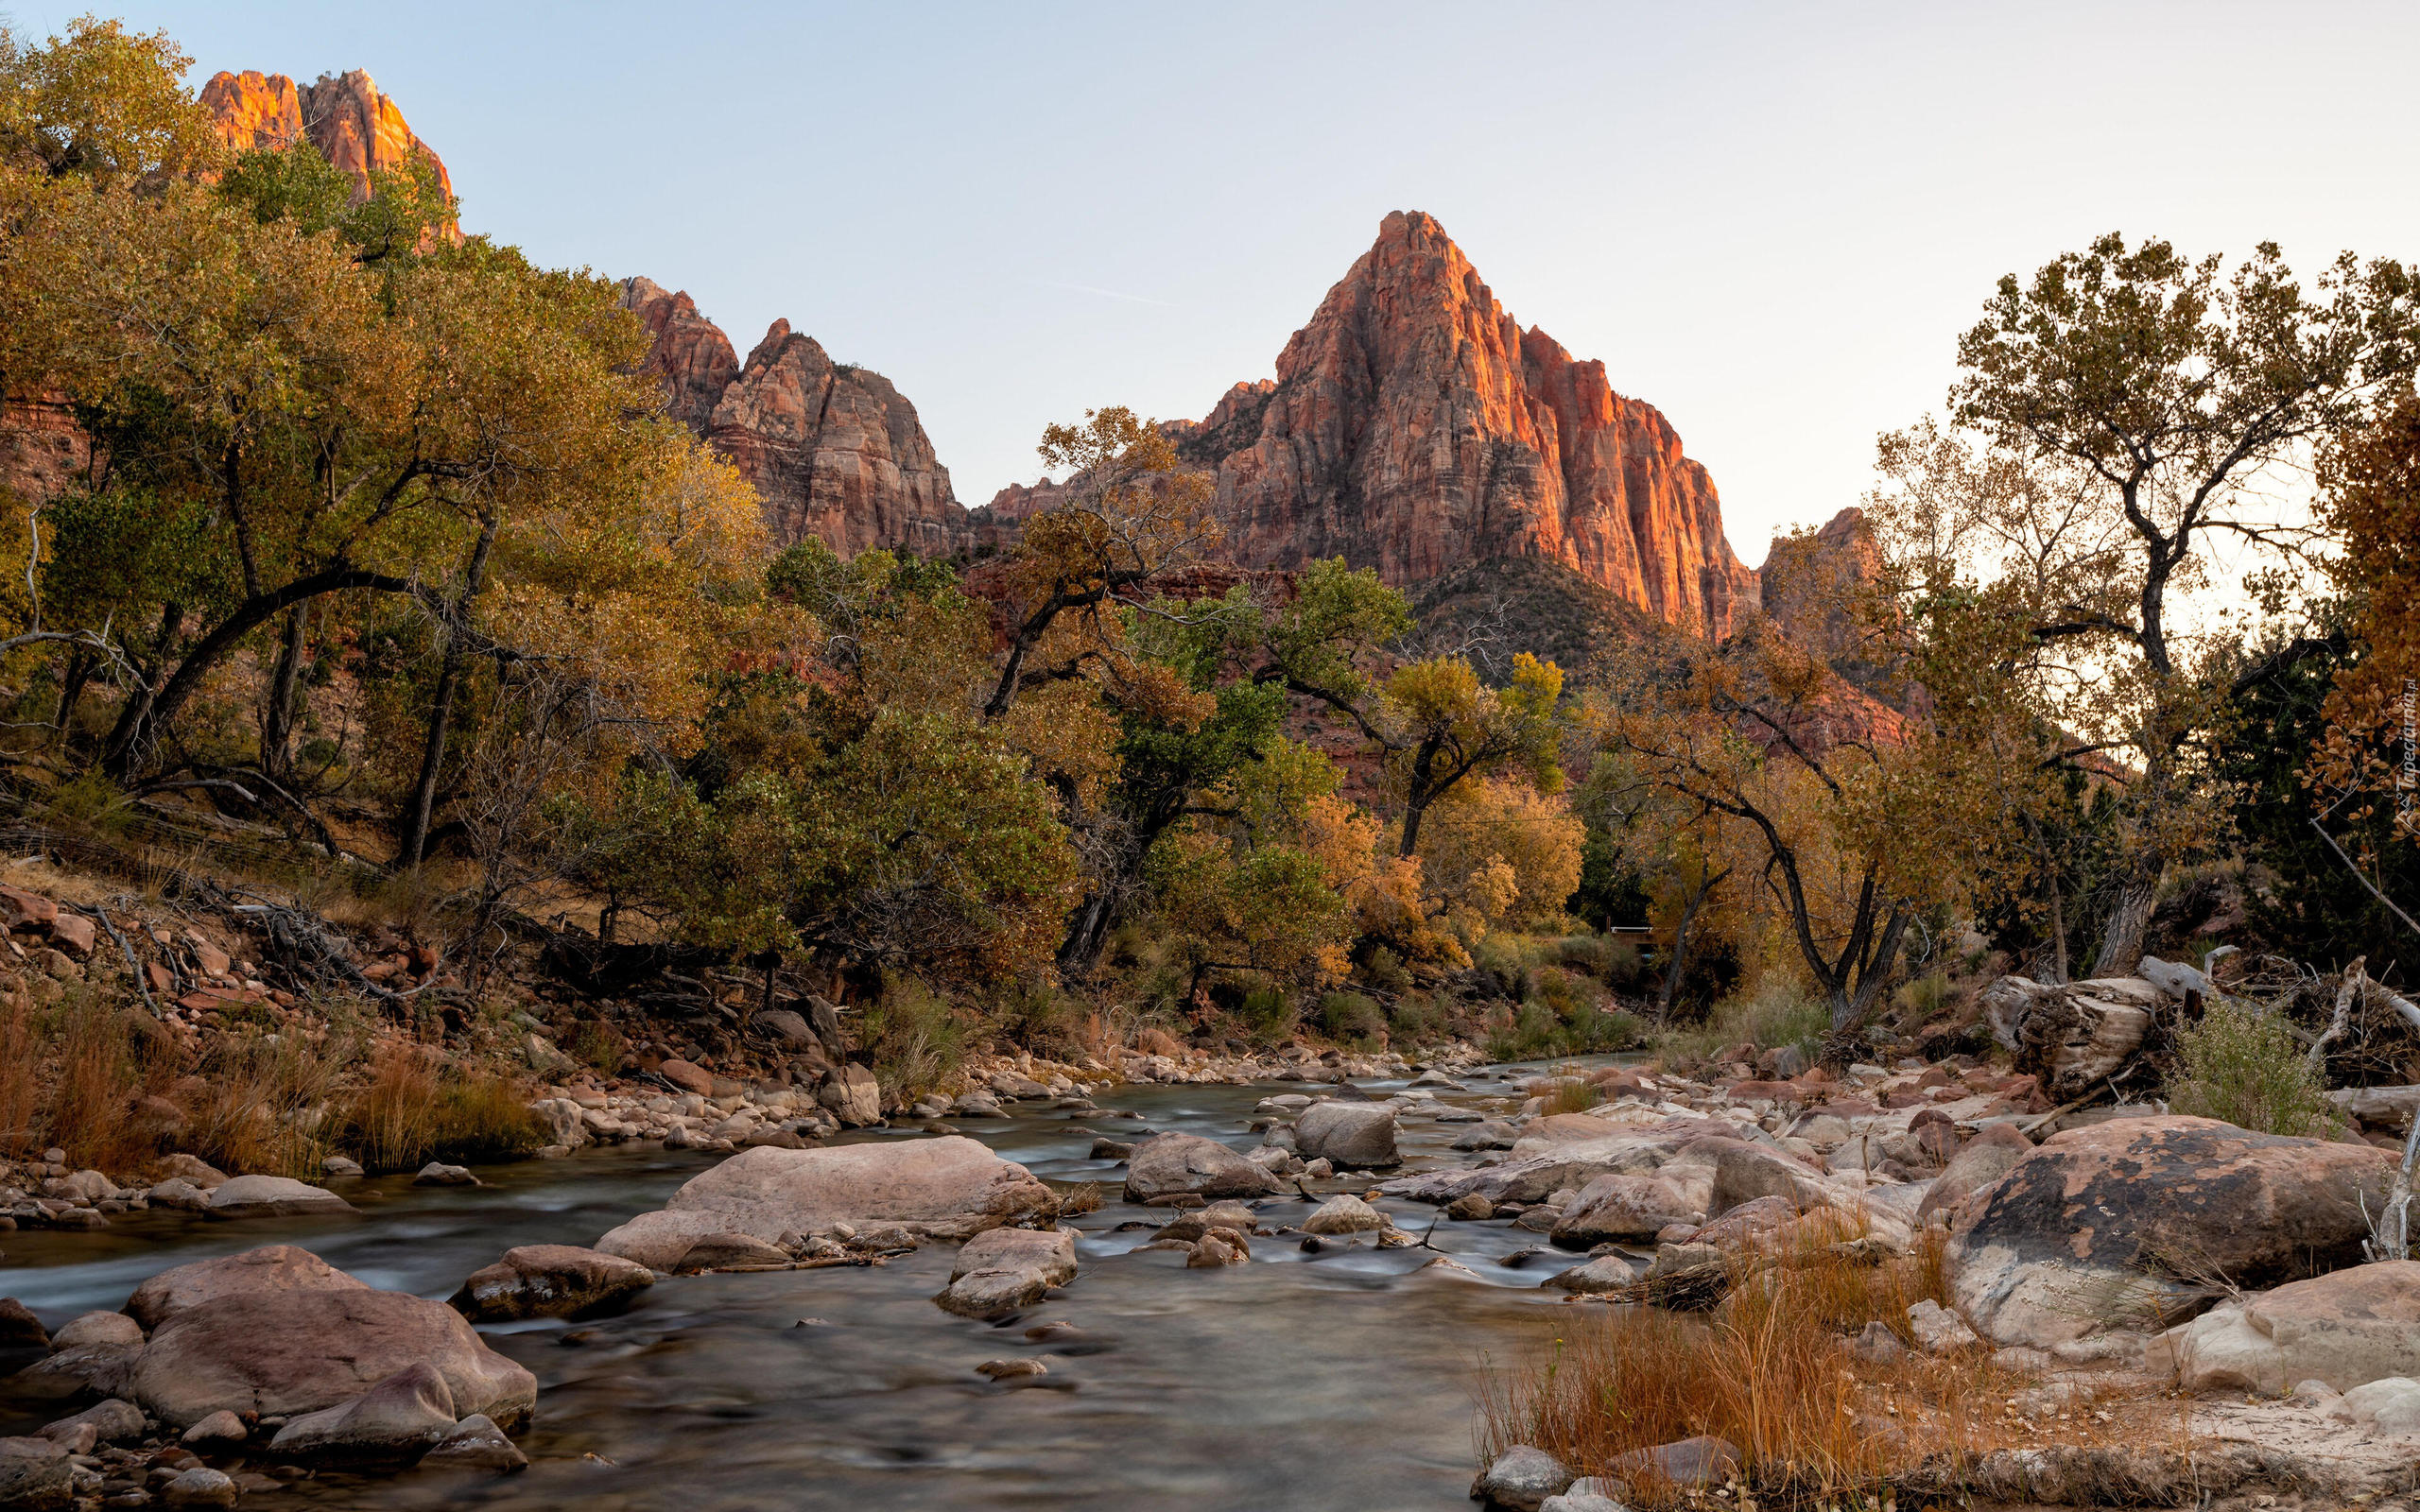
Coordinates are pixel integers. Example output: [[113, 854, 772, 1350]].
[[1, 1065, 1595, 1510]]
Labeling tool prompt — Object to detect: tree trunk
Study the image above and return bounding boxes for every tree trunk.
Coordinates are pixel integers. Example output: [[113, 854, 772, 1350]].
[[101, 600, 182, 773], [104, 569, 409, 780], [396, 521, 498, 869], [1655, 867, 1726, 1022], [1056, 886, 1118, 979], [51, 646, 91, 747], [2089, 870, 2161, 977], [258, 603, 309, 782]]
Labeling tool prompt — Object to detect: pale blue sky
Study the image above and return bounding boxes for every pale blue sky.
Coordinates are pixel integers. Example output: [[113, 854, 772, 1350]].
[[32, 1, 2420, 564]]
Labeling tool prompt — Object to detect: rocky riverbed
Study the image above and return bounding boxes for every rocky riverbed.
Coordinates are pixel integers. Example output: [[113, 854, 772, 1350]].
[[9, 1042, 2420, 1510]]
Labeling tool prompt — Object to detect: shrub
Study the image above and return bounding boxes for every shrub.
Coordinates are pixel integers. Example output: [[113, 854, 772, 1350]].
[[184, 1029, 352, 1178], [1317, 990, 1386, 1043], [42, 1000, 166, 1172], [1358, 944, 1413, 997], [1240, 985, 1297, 1040], [1388, 992, 1445, 1042], [1556, 935, 1644, 991], [1656, 981, 1827, 1066], [858, 976, 971, 1104], [2167, 998, 2341, 1137]]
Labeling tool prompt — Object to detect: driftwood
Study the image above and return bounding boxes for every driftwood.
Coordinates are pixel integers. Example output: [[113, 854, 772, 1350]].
[[1982, 972, 2169, 1101]]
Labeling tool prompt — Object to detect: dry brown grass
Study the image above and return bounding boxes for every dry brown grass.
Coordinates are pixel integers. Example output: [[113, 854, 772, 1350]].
[[1545, 1075, 1603, 1115], [334, 1045, 544, 1173], [0, 996, 37, 1157], [1477, 1220, 2179, 1507], [181, 1028, 354, 1178]]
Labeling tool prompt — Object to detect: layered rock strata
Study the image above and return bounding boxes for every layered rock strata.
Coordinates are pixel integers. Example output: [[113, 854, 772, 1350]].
[[199, 69, 456, 210]]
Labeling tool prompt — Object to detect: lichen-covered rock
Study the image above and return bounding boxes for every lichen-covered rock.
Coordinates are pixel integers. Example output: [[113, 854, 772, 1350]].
[[1948, 1116, 2395, 1349]]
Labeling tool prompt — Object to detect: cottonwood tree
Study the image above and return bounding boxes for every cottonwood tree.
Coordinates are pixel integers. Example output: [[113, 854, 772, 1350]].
[[1939, 233, 2420, 972]]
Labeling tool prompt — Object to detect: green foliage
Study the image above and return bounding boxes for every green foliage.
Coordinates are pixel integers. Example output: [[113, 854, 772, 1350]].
[[1657, 981, 1829, 1065], [1316, 990, 1386, 1043], [2167, 999, 2342, 1137], [0, 15, 217, 186], [1239, 985, 1296, 1040], [1387, 992, 1444, 1042]]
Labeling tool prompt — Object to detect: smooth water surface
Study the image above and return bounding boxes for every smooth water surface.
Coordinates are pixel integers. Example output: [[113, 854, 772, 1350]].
[[0, 1068, 1599, 1511]]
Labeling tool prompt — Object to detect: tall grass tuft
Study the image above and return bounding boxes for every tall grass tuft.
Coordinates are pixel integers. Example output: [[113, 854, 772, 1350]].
[[182, 1030, 352, 1178], [336, 1047, 544, 1173], [859, 976, 971, 1106], [0, 997, 34, 1157], [1475, 1224, 2163, 1505]]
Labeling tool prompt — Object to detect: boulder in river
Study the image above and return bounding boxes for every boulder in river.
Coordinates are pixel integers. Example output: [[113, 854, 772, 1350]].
[[450, 1245, 654, 1322], [130, 1276, 537, 1429], [422, 1413, 528, 1473], [933, 1227, 1078, 1319], [1471, 1444, 1576, 1510], [2148, 1259, 2420, 1395], [266, 1361, 458, 1466], [1947, 1116, 2395, 1349], [1291, 1101, 1400, 1169], [1121, 1132, 1282, 1203], [128, 1244, 369, 1330], [595, 1136, 1055, 1269], [819, 1064, 882, 1126], [203, 1174, 354, 1220], [1302, 1194, 1387, 1235]]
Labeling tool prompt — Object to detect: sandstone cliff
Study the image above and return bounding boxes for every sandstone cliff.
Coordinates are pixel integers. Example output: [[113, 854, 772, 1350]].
[[615, 283, 964, 555], [1015, 211, 1759, 637], [199, 68, 456, 210]]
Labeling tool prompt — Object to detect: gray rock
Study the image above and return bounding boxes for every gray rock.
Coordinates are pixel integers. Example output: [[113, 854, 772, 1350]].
[[1121, 1133, 1282, 1203], [127, 1244, 367, 1330], [1293, 1101, 1400, 1169], [673, 1231, 791, 1272], [753, 1007, 818, 1049], [46, 1311, 141, 1350], [817, 1065, 882, 1127], [1452, 1121, 1520, 1152], [421, 1412, 527, 1472], [1605, 1435, 1739, 1492], [933, 1227, 1078, 1319], [596, 1137, 1052, 1268], [1548, 1255, 1640, 1295], [0, 1436, 70, 1512], [1302, 1194, 1386, 1235], [42, 1399, 144, 1447], [267, 1360, 458, 1466], [146, 1177, 211, 1212], [1471, 1444, 1576, 1510], [160, 1465, 239, 1507], [131, 1280, 535, 1430], [0, 1297, 45, 1349], [2329, 1376, 2420, 1435], [450, 1245, 654, 1322], [204, 1174, 354, 1220], [412, 1162, 478, 1187], [180, 1409, 248, 1448]]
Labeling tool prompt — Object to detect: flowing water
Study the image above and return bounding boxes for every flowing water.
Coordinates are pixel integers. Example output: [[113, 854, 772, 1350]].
[[0, 1065, 1606, 1510]]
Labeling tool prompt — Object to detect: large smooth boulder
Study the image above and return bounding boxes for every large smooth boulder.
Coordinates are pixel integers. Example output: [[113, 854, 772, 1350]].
[[127, 1245, 369, 1331], [1916, 1122, 2034, 1222], [1121, 1132, 1283, 1203], [1673, 1134, 1838, 1216], [203, 1174, 354, 1221], [1948, 1116, 2395, 1349], [932, 1227, 1078, 1319], [1291, 1102, 1400, 1169], [266, 1362, 458, 1466], [2150, 1261, 2420, 1395], [1550, 1170, 1712, 1247], [449, 1245, 653, 1322], [131, 1286, 536, 1429], [595, 1136, 1054, 1269]]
